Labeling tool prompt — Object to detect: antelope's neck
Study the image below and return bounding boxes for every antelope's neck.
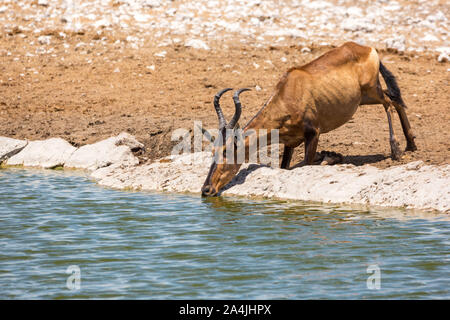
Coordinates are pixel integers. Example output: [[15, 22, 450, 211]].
[[243, 93, 283, 135], [239, 95, 283, 156]]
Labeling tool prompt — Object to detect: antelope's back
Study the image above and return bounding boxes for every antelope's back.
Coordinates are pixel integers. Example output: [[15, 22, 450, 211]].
[[301, 42, 376, 133], [300, 42, 374, 73]]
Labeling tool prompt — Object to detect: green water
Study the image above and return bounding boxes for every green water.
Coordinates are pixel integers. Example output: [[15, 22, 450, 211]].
[[0, 168, 448, 299]]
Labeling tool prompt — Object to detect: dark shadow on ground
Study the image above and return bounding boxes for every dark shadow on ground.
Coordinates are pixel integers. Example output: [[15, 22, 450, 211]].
[[291, 152, 387, 168], [341, 154, 387, 166]]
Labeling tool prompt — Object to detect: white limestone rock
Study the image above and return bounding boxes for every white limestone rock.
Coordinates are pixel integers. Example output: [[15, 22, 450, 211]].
[[91, 152, 211, 192], [0, 137, 28, 163], [37, 0, 49, 6], [385, 36, 406, 53], [341, 18, 376, 32], [65, 132, 143, 171], [37, 35, 51, 45], [93, 152, 450, 213], [184, 39, 210, 50], [6, 138, 76, 168]]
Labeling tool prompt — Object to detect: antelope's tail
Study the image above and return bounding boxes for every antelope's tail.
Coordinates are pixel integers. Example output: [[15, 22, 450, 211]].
[[379, 61, 406, 108]]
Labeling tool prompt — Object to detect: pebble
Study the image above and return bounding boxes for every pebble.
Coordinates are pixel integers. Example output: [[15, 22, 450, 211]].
[[301, 47, 311, 54], [437, 52, 449, 63]]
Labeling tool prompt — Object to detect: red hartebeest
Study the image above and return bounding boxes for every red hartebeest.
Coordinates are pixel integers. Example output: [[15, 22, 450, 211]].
[[201, 42, 417, 197]]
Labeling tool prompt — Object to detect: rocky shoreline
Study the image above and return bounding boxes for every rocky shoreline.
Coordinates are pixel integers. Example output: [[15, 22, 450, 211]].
[[1, 134, 449, 213]]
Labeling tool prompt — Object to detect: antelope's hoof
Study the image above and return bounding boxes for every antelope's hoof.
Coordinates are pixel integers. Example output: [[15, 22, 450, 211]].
[[316, 151, 344, 165], [390, 140, 403, 160], [405, 142, 417, 152]]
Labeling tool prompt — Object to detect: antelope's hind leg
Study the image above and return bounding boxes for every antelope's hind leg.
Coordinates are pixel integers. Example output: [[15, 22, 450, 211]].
[[362, 83, 403, 161], [383, 103, 402, 160], [389, 96, 417, 152]]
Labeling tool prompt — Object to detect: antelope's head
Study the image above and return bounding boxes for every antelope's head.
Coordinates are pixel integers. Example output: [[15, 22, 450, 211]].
[[201, 88, 250, 197]]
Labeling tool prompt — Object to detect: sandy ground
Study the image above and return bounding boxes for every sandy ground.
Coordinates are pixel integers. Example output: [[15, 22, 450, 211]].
[[0, 0, 449, 169]]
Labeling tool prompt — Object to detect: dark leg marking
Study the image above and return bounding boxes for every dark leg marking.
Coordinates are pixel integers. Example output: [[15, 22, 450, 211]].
[[304, 121, 319, 165], [392, 103, 417, 152], [281, 145, 294, 169]]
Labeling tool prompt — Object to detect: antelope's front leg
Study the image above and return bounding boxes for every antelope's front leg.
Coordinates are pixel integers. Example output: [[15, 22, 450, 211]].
[[304, 123, 320, 165], [384, 104, 402, 160], [280, 146, 294, 169]]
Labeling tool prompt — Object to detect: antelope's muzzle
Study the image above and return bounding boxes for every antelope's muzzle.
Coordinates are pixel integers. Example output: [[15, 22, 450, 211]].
[[201, 185, 218, 197]]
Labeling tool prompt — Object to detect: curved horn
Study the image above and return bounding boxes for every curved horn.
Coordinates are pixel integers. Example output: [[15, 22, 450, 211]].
[[214, 88, 232, 129], [227, 88, 251, 129]]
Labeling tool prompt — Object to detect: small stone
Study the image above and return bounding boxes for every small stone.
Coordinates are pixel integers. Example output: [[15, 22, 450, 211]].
[[301, 47, 311, 54], [437, 52, 449, 63], [37, 0, 49, 6], [385, 36, 406, 53], [184, 39, 210, 50], [37, 35, 51, 45], [154, 51, 167, 58]]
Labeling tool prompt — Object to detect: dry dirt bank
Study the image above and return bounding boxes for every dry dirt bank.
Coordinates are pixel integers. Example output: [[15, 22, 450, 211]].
[[1, 40, 449, 168], [0, 0, 449, 169]]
